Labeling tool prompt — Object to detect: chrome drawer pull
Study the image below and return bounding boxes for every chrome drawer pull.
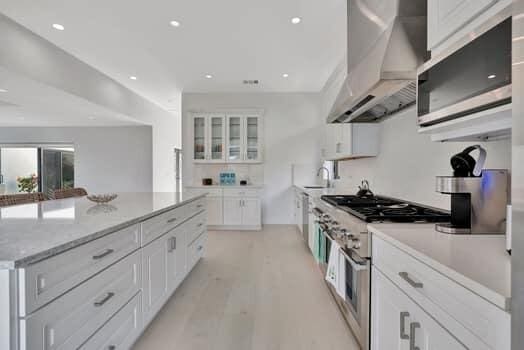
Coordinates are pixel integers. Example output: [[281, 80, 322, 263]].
[[400, 312, 410, 339], [92, 249, 114, 260], [167, 217, 177, 224], [409, 322, 420, 350], [94, 292, 115, 307], [399, 272, 423, 289], [196, 204, 204, 208], [197, 245, 203, 251], [197, 223, 204, 227], [107, 346, 116, 350], [168, 236, 177, 252]]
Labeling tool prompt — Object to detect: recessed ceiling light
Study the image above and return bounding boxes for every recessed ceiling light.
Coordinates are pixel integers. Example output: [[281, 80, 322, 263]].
[[291, 17, 301, 24], [205, 74, 213, 79], [488, 74, 496, 79], [0, 89, 7, 93], [282, 73, 289, 78], [130, 76, 137, 80], [170, 20, 181, 27], [52, 23, 65, 31]]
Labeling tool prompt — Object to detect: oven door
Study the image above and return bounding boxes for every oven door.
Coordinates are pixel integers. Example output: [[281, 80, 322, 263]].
[[339, 248, 370, 350], [417, 17, 511, 126]]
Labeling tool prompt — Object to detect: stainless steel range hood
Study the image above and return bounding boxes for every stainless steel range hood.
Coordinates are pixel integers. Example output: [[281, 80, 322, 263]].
[[328, 0, 427, 124]]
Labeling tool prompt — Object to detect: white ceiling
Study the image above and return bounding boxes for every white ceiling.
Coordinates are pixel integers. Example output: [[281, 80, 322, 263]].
[[0, 67, 143, 127], [0, 0, 346, 110]]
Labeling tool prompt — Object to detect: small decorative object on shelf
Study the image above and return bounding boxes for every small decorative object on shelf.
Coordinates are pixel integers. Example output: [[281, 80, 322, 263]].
[[220, 172, 236, 185], [86, 193, 118, 204]]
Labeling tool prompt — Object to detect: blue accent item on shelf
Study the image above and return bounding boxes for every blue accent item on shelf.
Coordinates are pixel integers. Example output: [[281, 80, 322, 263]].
[[219, 172, 236, 185]]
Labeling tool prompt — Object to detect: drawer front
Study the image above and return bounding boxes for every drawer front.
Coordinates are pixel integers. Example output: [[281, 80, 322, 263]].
[[20, 250, 141, 350], [372, 236, 510, 350], [184, 211, 207, 246], [141, 198, 205, 245], [222, 188, 260, 197], [79, 292, 142, 350], [186, 187, 223, 197], [19, 224, 140, 316], [188, 231, 207, 271]]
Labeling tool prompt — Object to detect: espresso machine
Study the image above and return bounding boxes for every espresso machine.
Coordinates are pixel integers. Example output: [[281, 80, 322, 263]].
[[436, 146, 509, 234]]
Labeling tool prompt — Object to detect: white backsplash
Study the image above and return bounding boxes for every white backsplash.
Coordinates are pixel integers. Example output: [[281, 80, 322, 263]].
[[190, 164, 264, 186]]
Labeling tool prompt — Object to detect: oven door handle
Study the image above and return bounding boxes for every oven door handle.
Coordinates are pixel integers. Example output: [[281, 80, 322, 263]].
[[339, 248, 368, 271]]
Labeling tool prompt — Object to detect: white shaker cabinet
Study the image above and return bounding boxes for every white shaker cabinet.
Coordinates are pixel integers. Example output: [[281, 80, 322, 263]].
[[141, 233, 170, 325], [223, 196, 261, 228], [223, 197, 243, 226], [241, 197, 262, 227], [227, 114, 263, 163], [427, 0, 510, 52], [323, 123, 379, 161], [372, 267, 469, 350], [206, 196, 224, 226]]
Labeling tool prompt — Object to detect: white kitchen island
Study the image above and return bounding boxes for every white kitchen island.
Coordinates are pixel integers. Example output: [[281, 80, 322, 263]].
[[0, 192, 208, 350]]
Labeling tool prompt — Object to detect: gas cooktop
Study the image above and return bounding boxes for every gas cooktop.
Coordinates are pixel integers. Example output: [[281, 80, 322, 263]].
[[321, 195, 451, 223]]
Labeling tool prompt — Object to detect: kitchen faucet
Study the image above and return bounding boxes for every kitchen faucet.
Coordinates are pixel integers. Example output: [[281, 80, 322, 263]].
[[317, 166, 332, 188]]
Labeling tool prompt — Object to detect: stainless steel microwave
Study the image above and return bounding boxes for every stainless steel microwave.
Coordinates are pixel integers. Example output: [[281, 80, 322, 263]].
[[417, 17, 512, 126]]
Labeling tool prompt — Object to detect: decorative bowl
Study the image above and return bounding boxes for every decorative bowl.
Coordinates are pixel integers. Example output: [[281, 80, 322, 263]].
[[86, 193, 118, 204]]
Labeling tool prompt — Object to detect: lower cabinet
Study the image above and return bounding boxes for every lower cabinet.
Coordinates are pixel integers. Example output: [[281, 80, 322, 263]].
[[372, 266, 487, 350], [185, 187, 263, 230], [79, 292, 142, 350], [223, 197, 261, 228]]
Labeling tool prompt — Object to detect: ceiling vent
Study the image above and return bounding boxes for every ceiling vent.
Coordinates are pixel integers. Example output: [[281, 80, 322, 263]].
[[243, 80, 259, 85]]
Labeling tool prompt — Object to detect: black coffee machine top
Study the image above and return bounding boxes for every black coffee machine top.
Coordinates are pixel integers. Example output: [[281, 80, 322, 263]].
[[450, 145, 487, 177]]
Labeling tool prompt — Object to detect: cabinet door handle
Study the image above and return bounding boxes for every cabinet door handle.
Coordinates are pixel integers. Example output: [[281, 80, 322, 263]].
[[197, 245, 203, 251], [400, 312, 410, 340], [167, 217, 177, 224], [94, 292, 115, 307], [197, 223, 204, 228], [409, 322, 420, 350], [107, 346, 116, 350], [196, 204, 204, 208], [399, 272, 423, 289], [168, 236, 177, 252], [92, 249, 114, 260]]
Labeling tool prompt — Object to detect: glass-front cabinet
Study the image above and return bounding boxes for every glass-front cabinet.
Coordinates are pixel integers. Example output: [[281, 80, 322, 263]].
[[192, 114, 226, 163], [192, 112, 262, 163]]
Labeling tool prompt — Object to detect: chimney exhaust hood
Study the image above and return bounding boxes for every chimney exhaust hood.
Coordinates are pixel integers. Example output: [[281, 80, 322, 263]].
[[328, 0, 427, 124]]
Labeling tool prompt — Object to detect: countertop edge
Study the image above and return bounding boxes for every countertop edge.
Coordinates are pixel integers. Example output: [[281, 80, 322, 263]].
[[1, 193, 207, 269], [368, 224, 511, 312]]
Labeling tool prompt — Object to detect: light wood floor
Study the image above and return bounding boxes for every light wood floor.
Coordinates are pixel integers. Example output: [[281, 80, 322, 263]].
[[133, 225, 360, 350]]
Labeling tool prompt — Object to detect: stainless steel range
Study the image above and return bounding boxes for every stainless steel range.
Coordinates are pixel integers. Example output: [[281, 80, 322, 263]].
[[311, 193, 450, 350]]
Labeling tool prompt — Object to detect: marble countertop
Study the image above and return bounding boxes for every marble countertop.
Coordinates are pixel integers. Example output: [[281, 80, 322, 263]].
[[0, 192, 205, 269], [293, 184, 354, 198], [368, 223, 511, 311]]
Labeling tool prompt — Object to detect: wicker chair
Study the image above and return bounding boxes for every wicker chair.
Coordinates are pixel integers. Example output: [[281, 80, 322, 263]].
[[52, 187, 88, 199], [0, 192, 46, 207]]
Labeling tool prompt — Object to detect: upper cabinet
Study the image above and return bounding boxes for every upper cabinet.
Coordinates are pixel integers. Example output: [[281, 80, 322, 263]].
[[192, 113, 226, 163], [192, 112, 263, 163], [427, 0, 510, 53], [322, 123, 380, 161]]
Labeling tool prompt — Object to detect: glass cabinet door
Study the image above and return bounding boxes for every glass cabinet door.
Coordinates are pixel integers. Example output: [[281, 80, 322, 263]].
[[245, 116, 259, 161], [210, 116, 224, 161], [193, 116, 206, 160], [227, 116, 242, 161]]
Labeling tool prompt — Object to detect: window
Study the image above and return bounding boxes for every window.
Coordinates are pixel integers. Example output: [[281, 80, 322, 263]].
[[0, 145, 75, 197]]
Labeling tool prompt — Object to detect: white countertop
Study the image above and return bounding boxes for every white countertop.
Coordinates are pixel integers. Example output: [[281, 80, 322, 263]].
[[0, 192, 205, 269], [368, 223, 511, 311], [293, 185, 354, 198], [186, 184, 264, 188]]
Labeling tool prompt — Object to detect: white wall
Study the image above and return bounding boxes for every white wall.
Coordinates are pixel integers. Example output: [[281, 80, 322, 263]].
[[0, 126, 153, 193], [182, 93, 324, 224], [0, 14, 179, 192], [336, 109, 512, 209]]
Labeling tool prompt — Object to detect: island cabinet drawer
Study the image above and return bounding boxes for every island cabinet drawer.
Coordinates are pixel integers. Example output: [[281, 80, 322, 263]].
[[187, 231, 207, 271], [79, 292, 142, 350], [184, 211, 207, 246], [372, 236, 510, 350], [186, 187, 223, 197], [19, 250, 141, 350], [223, 188, 260, 197], [18, 223, 140, 316], [141, 198, 205, 245]]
